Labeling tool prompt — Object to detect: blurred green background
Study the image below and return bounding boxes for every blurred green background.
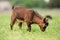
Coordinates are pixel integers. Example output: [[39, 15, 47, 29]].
[[0, 0, 60, 40], [10, 0, 60, 8]]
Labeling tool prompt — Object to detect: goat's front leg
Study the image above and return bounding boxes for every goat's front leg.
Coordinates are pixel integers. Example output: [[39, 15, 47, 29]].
[[10, 15, 16, 30]]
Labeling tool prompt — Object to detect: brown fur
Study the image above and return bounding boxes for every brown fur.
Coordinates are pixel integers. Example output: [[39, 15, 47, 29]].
[[10, 6, 52, 32]]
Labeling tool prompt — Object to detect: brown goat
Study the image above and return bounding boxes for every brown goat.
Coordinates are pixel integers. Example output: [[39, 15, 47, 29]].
[[10, 6, 52, 32]]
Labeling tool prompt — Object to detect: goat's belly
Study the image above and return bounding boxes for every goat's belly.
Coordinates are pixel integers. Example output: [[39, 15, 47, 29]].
[[17, 19, 24, 23]]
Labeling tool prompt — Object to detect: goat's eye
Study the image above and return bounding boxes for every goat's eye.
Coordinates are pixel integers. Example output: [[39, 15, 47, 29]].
[[46, 23, 49, 26]]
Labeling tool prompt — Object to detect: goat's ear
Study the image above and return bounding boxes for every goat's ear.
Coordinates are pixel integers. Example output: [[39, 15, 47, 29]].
[[45, 15, 52, 19], [44, 15, 52, 23]]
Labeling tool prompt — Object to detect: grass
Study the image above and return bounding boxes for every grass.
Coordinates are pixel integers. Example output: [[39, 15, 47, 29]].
[[0, 9, 60, 40]]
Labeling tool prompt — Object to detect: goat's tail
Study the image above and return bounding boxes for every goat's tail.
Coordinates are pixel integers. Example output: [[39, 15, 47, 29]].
[[12, 5, 14, 9]]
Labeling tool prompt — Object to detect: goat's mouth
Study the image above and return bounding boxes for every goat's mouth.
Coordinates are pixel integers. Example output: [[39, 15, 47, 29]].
[[41, 29, 45, 32], [41, 26, 47, 32]]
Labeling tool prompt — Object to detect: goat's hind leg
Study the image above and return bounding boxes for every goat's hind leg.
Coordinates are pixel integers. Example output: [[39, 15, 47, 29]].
[[27, 22, 31, 32]]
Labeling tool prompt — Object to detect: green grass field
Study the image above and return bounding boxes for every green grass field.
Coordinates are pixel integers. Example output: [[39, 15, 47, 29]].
[[0, 9, 60, 40]]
